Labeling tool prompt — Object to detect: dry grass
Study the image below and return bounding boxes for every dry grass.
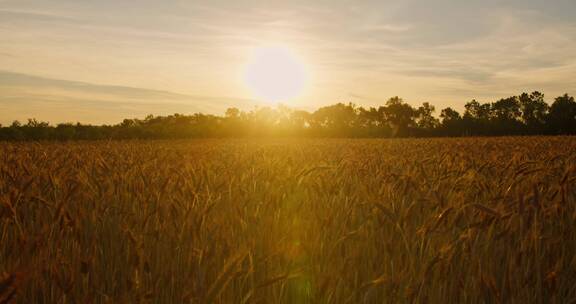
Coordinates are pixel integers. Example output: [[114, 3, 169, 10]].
[[1, 137, 576, 303]]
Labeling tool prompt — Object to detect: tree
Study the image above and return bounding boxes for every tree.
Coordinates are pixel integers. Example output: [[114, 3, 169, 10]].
[[55, 123, 77, 140], [289, 110, 312, 134], [357, 106, 387, 137], [490, 96, 522, 135], [519, 91, 548, 134], [382, 97, 417, 137], [416, 102, 439, 131], [440, 107, 461, 123], [440, 107, 462, 136], [547, 94, 576, 134], [223, 107, 244, 136], [24, 118, 51, 139], [464, 100, 491, 120], [312, 103, 358, 136], [225, 108, 240, 119], [463, 100, 491, 135], [491, 97, 521, 121], [1, 91, 575, 140]]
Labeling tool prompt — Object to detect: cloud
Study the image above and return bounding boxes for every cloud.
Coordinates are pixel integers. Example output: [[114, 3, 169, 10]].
[[0, 0, 575, 117], [0, 71, 259, 124]]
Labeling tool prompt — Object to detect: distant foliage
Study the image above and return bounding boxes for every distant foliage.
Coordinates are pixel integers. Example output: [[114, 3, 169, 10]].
[[1, 91, 576, 140]]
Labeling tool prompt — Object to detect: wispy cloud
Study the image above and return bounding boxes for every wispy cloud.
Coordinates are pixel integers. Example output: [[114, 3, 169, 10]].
[[0, 0, 575, 121], [0, 71, 259, 124]]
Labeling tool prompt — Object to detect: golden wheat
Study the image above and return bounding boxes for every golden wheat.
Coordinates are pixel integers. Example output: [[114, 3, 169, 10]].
[[0, 137, 575, 303]]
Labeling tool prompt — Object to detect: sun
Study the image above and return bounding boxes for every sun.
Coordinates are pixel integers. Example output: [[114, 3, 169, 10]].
[[243, 46, 308, 103]]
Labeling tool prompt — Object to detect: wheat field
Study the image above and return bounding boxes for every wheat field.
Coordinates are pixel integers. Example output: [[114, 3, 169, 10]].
[[1, 137, 576, 303]]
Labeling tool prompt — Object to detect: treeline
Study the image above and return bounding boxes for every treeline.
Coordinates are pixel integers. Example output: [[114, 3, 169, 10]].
[[1, 91, 575, 140]]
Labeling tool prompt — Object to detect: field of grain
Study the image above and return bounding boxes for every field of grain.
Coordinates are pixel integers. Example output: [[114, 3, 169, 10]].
[[1, 137, 576, 303]]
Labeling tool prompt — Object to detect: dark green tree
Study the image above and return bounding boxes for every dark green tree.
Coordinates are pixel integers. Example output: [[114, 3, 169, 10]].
[[463, 100, 491, 135], [546, 94, 576, 134], [382, 97, 417, 137], [416, 102, 439, 132], [490, 96, 522, 135], [519, 91, 548, 134], [440, 107, 462, 136]]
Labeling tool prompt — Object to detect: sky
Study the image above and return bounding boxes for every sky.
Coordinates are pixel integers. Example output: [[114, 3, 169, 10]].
[[1, 0, 576, 124]]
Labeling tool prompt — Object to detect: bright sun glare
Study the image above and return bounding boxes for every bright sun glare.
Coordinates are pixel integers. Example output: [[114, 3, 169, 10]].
[[244, 46, 308, 103]]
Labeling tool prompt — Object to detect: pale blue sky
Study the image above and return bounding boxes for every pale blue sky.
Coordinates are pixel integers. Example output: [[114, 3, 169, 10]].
[[1, 0, 575, 124]]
